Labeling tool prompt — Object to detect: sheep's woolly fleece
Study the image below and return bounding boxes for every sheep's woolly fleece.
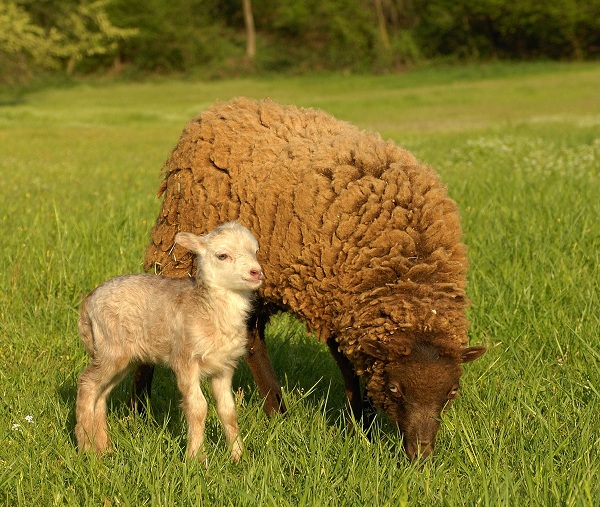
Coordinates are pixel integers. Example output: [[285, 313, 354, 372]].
[[145, 97, 470, 406]]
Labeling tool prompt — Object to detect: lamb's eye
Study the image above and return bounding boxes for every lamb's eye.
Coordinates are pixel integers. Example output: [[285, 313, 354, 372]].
[[216, 253, 230, 261]]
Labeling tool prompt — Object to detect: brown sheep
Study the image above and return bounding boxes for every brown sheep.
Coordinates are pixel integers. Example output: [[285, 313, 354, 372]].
[[136, 97, 486, 459]]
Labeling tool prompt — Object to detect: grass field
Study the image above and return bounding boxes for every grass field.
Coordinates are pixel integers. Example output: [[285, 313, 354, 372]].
[[1, 61, 599, 505]]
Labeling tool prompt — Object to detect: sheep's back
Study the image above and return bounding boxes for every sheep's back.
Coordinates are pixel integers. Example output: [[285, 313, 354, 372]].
[[145, 97, 468, 343]]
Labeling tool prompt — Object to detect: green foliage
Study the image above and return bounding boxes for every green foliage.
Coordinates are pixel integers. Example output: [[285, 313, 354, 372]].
[[53, 0, 138, 74], [0, 0, 137, 87], [414, 0, 600, 59], [0, 1, 62, 86], [3, 0, 600, 84], [23, 0, 138, 74], [1, 63, 599, 505], [106, 0, 241, 75], [257, 0, 378, 71]]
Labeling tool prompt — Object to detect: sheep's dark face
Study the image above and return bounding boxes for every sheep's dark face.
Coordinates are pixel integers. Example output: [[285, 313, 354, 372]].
[[362, 340, 486, 460]]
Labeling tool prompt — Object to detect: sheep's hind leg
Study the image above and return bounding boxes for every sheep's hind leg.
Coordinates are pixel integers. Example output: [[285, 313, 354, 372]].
[[129, 363, 155, 415], [175, 362, 208, 462], [211, 368, 243, 462]]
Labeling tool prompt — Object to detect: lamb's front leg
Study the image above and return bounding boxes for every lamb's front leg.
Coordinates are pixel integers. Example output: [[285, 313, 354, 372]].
[[175, 362, 207, 461], [211, 368, 243, 462]]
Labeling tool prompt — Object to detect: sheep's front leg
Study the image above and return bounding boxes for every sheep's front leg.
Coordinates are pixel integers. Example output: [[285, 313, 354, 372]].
[[175, 363, 207, 461], [245, 311, 286, 415], [327, 338, 375, 433], [211, 368, 243, 462]]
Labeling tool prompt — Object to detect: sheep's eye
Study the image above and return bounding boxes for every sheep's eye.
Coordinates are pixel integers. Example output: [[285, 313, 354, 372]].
[[388, 383, 401, 395], [216, 253, 230, 261], [448, 385, 460, 399]]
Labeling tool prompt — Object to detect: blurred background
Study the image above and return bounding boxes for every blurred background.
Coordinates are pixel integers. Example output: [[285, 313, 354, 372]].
[[2, 0, 599, 90]]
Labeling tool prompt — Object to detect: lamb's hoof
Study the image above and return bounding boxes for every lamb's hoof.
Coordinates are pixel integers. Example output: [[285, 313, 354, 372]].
[[76, 430, 111, 454], [230, 442, 243, 463], [77, 441, 112, 454], [187, 448, 209, 467]]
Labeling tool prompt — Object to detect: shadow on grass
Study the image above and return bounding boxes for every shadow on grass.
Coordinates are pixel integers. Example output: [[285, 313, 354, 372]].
[[57, 367, 185, 453], [0, 95, 26, 107], [57, 311, 397, 455]]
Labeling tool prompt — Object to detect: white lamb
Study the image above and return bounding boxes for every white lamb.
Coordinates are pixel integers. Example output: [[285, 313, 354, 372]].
[[75, 221, 262, 462]]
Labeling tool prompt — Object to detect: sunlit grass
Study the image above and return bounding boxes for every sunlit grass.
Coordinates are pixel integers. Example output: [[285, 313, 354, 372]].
[[1, 62, 599, 505]]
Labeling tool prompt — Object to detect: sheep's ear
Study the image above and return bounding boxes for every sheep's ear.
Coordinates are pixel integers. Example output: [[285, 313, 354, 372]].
[[460, 346, 487, 363], [361, 340, 410, 360], [175, 232, 206, 255]]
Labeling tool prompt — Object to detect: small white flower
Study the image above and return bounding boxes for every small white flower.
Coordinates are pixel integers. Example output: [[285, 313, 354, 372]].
[[25, 415, 34, 424], [12, 423, 21, 430]]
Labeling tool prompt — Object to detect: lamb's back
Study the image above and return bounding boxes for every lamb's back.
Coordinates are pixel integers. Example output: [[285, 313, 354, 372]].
[[81, 275, 193, 361]]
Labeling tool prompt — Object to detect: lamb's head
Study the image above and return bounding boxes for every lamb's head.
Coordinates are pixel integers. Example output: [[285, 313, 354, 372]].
[[362, 338, 486, 460], [175, 222, 263, 292]]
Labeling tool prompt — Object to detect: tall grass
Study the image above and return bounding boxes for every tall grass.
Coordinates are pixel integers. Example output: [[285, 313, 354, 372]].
[[1, 62, 599, 505]]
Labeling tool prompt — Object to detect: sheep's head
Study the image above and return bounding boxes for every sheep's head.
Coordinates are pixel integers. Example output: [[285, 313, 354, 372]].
[[362, 339, 486, 460], [175, 222, 263, 292]]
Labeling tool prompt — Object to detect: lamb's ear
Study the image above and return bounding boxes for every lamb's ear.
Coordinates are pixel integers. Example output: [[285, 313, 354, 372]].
[[174, 232, 206, 255], [460, 346, 487, 363], [361, 340, 410, 360]]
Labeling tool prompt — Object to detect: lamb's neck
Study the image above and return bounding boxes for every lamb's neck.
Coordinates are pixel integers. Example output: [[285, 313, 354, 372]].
[[193, 283, 253, 329]]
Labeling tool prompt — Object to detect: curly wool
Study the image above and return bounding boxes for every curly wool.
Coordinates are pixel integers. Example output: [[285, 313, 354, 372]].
[[145, 97, 470, 408]]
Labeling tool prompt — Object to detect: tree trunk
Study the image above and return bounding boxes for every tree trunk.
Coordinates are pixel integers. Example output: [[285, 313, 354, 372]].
[[242, 0, 256, 59], [374, 0, 391, 50]]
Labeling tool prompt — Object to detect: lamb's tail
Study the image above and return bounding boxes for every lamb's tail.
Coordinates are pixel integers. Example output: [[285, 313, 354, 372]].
[[78, 293, 95, 355]]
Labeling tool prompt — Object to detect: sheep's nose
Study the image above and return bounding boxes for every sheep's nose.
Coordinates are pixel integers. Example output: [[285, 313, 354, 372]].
[[407, 440, 434, 460]]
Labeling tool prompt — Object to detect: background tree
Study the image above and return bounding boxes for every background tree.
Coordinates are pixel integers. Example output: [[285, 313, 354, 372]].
[[54, 0, 138, 74], [243, 0, 256, 60], [0, 0, 136, 86], [0, 1, 62, 86]]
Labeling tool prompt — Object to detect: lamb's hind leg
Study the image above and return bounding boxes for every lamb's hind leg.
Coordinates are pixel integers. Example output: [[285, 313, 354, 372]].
[[211, 368, 242, 462], [75, 359, 130, 452], [76, 363, 105, 451], [174, 362, 207, 461]]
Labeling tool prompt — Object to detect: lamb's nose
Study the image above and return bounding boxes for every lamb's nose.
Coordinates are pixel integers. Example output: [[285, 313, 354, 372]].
[[249, 268, 263, 281]]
